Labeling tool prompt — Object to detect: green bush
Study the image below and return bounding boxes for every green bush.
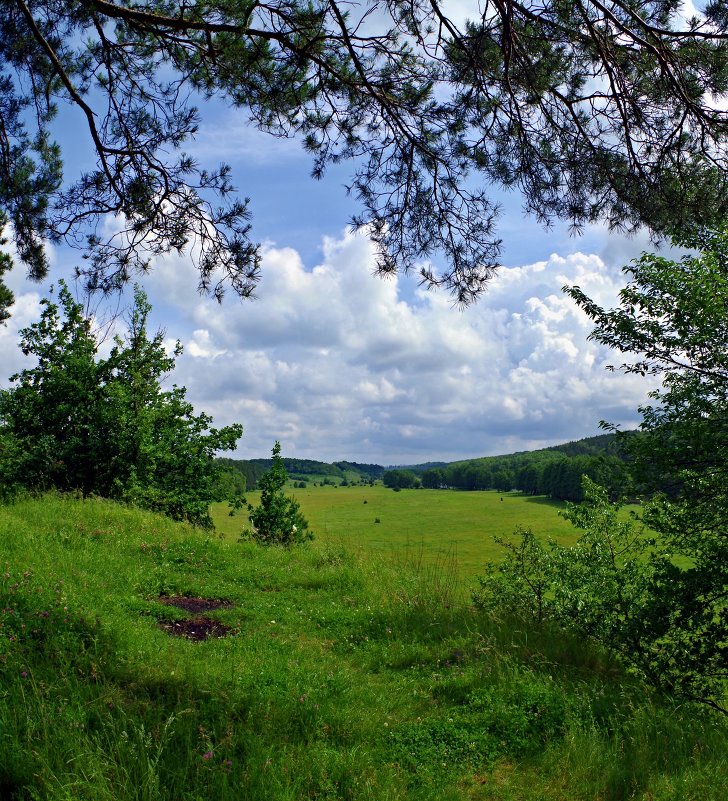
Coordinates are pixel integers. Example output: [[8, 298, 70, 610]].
[[0, 282, 242, 526], [474, 477, 728, 711], [246, 442, 313, 545]]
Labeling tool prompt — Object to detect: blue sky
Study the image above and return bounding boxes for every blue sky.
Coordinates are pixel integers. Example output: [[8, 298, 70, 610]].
[[0, 45, 673, 466]]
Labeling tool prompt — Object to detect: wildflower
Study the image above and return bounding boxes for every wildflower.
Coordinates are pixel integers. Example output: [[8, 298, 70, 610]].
[[20, 671, 27, 678], [202, 750, 213, 761]]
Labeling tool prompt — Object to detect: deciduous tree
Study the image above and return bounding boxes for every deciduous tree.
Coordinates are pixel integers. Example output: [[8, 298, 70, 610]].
[[564, 227, 728, 709], [0, 281, 243, 526], [479, 228, 728, 712]]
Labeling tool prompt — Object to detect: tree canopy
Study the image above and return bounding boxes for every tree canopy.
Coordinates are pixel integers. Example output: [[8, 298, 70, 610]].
[[2, 0, 728, 317], [0, 281, 243, 525], [479, 228, 728, 712]]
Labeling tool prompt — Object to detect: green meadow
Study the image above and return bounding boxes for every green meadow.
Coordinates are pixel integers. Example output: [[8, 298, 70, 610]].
[[213, 486, 579, 583], [2, 493, 728, 801]]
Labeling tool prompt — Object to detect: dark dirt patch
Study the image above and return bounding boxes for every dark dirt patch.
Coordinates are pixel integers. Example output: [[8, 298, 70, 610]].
[[158, 617, 233, 641], [157, 596, 232, 613]]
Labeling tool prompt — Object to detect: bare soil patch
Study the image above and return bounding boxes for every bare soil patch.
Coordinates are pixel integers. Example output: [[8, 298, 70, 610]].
[[155, 596, 235, 640], [157, 596, 232, 613], [158, 617, 232, 641]]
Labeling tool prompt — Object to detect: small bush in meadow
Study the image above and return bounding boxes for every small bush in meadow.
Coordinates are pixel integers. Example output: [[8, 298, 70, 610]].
[[246, 442, 313, 546]]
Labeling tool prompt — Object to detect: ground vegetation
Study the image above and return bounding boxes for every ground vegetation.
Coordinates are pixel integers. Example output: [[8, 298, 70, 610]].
[[2, 494, 727, 800], [478, 227, 728, 712]]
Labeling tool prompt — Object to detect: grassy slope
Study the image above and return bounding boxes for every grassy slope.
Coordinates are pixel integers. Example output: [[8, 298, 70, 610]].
[[2, 495, 727, 801], [212, 487, 578, 582]]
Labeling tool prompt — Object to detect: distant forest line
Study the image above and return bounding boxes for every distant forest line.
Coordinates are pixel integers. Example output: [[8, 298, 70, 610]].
[[219, 432, 637, 503]]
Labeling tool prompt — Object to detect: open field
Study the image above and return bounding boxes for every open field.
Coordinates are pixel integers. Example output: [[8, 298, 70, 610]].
[[212, 487, 579, 584], [2, 494, 727, 801]]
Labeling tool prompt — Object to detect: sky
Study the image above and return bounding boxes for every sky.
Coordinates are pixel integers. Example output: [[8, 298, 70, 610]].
[[1, 6, 687, 466]]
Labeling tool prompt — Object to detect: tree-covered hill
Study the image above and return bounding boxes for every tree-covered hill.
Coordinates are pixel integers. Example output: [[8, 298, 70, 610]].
[[547, 432, 636, 458], [385, 461, 450, 474], [419, 434, 631, 501], [218, 457, 385, 489], [226, 433, 631, 500]]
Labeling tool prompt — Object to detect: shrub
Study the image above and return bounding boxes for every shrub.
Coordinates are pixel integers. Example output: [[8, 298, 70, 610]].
[[474, 478, 728, 711], [246, 442, 313, 546]]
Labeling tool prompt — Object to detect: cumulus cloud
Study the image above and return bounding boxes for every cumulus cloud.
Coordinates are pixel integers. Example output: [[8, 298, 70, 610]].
[[0, 292, 45, 386], [0, 221, 662, 464], [122, 228, 658, 463]]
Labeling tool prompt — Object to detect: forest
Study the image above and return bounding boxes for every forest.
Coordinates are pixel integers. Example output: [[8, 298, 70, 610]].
[[397, 437, 630, 501]]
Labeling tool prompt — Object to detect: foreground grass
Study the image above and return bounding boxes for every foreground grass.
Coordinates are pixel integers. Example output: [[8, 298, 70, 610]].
[[2, 494, 727, 800], [212, 486, 578, 581]]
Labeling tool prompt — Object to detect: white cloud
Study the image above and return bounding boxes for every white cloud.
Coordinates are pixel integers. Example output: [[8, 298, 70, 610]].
[[0, 292, 44, 388], [0, 224, 662, 464], [189, 106, 306, 165], [121, 229, 658, 463]]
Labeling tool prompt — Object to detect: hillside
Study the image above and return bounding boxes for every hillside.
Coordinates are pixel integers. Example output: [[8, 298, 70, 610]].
[[379, 433, 634, 501], [220, 433, 627, 491], [1, 494, 727, 801], [219, 457, 385, 489], [417, 433, 631, 501]]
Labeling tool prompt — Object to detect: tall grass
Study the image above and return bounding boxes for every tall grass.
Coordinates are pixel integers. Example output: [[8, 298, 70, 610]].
[[1, 494, 727, 800]]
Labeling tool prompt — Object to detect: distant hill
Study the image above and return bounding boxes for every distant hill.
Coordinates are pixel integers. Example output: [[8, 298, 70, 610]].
[[444, 432, 631, 469], [379, 432, 637, 502], [409, 432, 634, 502], [333, 461, 385, 479], [385, 461, 449, 474], [218, 457, 384, 489], [546, 432, 635, 458], [219, 432, 634, 493]]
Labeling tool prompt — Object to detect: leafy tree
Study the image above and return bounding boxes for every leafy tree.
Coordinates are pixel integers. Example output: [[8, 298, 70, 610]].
[[217, 466, 246, 499], [0, 281, 108, 495], [474, 527, 555, 626], [0, 281, 243, 526], [0, 426, 22, 501], [104, 287, 243, 525], [383, 469, 419, 489], [247, 442, 313, 545], [421, 467, 447, 489], [480, 228, 728, 712], [515, 463, 540, 496], [217, 457, 268, 491], [2, 1, 728, 318], [491, 468, 514, 493], [564, 227, 728, 709]]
